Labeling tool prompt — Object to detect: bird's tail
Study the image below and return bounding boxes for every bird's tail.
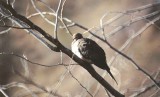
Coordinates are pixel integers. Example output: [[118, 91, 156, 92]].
[[107, 69, 118, 85]]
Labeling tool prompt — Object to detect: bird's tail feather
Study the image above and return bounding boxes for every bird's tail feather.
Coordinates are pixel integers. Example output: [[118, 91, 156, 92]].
[[107, 69, 118, 85]]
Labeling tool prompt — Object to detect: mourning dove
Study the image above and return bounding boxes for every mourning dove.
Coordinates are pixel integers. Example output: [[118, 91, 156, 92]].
[[71, 33, 117, 84]]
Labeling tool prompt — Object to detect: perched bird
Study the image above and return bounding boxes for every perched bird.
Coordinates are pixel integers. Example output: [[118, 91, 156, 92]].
[[71, 33, 117, 84]]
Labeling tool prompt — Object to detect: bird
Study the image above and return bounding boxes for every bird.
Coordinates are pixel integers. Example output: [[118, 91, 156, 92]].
[[71, 33, 118, 84]]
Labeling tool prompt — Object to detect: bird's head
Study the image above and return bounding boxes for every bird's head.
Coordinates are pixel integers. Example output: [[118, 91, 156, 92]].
[[72, 33, 83, 40]]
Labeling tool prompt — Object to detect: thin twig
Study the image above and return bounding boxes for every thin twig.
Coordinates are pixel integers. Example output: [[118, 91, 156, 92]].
[[60, 0, 73, 39], [0, 89, 9, 97], [106, 10, 160, 38], [6, 0, 10, 5], [60, 0, 67, 19], [65, 55, 93, 97], [105, 89, 111, 97], [27, 12, 56, 19], [149, 89, 159, 97], [37, 0, 56, 13], [129, 69, 160, 97], [66, 66, 93, 97], [27, 11, 73, 36], [0, 25, 32, 29], [14, 70, 62, 97], [0, 27, 12, 34], [0, 82, 38, 97], [126, 2, 160, 13], [54, 0, 62, 39], [30, 0, 55, 26], [0, 52, 77, 67]]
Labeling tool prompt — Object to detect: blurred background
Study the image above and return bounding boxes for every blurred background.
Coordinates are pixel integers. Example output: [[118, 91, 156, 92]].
[[0, 0, 160, 97]]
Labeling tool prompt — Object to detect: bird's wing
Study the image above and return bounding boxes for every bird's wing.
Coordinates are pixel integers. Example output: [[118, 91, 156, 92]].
[[78, 38, 106, 63], [78, 38, 118, 84]]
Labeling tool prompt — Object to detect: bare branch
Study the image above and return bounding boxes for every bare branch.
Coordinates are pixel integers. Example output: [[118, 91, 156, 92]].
[[27, 11, 73, 36], [129, 69, 160, 97], [30, 0, 55, 26], [69, 72, 93, 97], [65, 66, 93, 97], [36, 0, 56, 13], [6, 0, 10, 5], [106, 10, 160, 38], [0, 89, 9, 97], [125, 2, 160, 13], [149, 89, 159, 97], [20, 54, 30, 77], [0, 52, 77, 67], [60, 0, 73, 36], [0, 25, 32, 29], [0, 82, 38, 97], [54, 0, 62, 39], [0, 27, 11, 34], [14, 70, 63, 97], [27, 12, 56, 19]]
